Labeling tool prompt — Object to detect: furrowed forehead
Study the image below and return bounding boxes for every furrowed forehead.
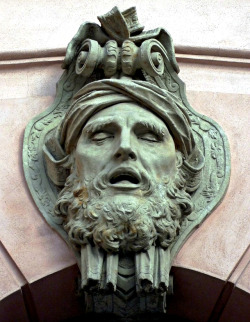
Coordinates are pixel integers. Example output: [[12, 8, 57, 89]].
[[82, 102, 169, 135]]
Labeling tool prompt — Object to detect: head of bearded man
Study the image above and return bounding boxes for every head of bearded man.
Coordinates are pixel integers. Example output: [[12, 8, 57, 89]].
[[23, 6, 231, 318], [44, 79, 204, 254]]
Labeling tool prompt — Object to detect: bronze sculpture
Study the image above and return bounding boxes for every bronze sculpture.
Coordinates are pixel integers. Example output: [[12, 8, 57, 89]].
[[23, 6, 230, 319]]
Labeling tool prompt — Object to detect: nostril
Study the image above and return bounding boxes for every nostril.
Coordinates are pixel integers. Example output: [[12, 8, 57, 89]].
[[129, 152, 136, 160], [114, 150, 136, 160], [115, 152, 122, 159]]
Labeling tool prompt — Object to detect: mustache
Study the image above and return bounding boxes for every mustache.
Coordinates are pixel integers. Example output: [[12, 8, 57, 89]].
[[89, 167, 153, 196]]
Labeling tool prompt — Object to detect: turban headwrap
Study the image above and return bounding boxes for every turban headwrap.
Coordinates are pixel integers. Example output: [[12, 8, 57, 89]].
[[44, 79, 204, 191]]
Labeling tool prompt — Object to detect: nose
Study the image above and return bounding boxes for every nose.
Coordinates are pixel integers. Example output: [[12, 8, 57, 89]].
[[114, 130, 137, 161]]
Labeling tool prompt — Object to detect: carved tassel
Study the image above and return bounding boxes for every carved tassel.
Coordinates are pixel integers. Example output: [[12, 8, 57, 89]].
[[81, 244, 104, 291], [135, 245, 155, 293], [157, 247, 171, 293], [103, 253, 119, 291]]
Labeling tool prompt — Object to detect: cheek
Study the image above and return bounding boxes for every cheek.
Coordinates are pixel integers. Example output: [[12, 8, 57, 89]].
[[75, 152, 84, 175], [155, 152, 176, 173], [75, 148, 98, 180], [75, 146, 111, 180], [141, 148, 177, 179]]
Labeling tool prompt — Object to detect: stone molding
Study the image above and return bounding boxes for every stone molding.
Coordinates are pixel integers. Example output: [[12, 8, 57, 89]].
[[1, 46, 250, 68]]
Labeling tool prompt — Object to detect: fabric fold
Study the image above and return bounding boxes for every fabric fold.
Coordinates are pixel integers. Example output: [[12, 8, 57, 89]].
[[81, 244, 104, 290]]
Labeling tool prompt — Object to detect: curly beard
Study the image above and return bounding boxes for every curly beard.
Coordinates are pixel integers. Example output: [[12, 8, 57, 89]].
[[55, 162, 193, 253]]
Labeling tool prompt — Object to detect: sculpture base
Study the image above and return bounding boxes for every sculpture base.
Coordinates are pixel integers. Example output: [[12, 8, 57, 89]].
[[82, 254, 172, 318]]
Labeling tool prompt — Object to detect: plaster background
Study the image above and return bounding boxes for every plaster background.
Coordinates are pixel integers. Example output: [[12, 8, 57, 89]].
[[0, 1, 249, 321], [1, 0, 249, 56]]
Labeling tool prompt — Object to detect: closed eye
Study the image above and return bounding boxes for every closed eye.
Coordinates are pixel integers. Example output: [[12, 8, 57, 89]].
[[138, 132, 161, 142], [91, 132, 114, 143]]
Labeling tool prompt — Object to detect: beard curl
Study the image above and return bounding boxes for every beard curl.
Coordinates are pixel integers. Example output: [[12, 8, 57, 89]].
[[87, 202, 157, 253], [55, 157, 193, 253]]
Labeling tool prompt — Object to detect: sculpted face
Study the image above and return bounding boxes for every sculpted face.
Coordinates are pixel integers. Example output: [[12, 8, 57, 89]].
[[75, 102, 177, 198], [56, 101, 193, 253]]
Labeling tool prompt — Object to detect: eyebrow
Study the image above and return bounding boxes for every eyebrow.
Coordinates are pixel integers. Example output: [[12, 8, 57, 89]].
[[83, 117, 118, 133], [135, 120, 166, 138], [82, 117, 166, 138]]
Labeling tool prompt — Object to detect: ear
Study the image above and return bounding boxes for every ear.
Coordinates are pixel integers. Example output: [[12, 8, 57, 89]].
[[176, 150, 183, 168]]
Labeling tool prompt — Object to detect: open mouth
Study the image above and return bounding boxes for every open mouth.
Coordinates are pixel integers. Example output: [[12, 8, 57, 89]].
[[110, 174, 139, 185], [109, 168, 140, 188]]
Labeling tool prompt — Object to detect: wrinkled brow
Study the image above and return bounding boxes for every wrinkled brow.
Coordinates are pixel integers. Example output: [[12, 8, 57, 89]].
[[83, 117, 117, 133], [135, 121, 166, 137]]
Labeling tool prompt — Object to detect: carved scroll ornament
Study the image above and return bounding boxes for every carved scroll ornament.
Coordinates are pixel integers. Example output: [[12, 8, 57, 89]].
[[23, 6, 230, 320]]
